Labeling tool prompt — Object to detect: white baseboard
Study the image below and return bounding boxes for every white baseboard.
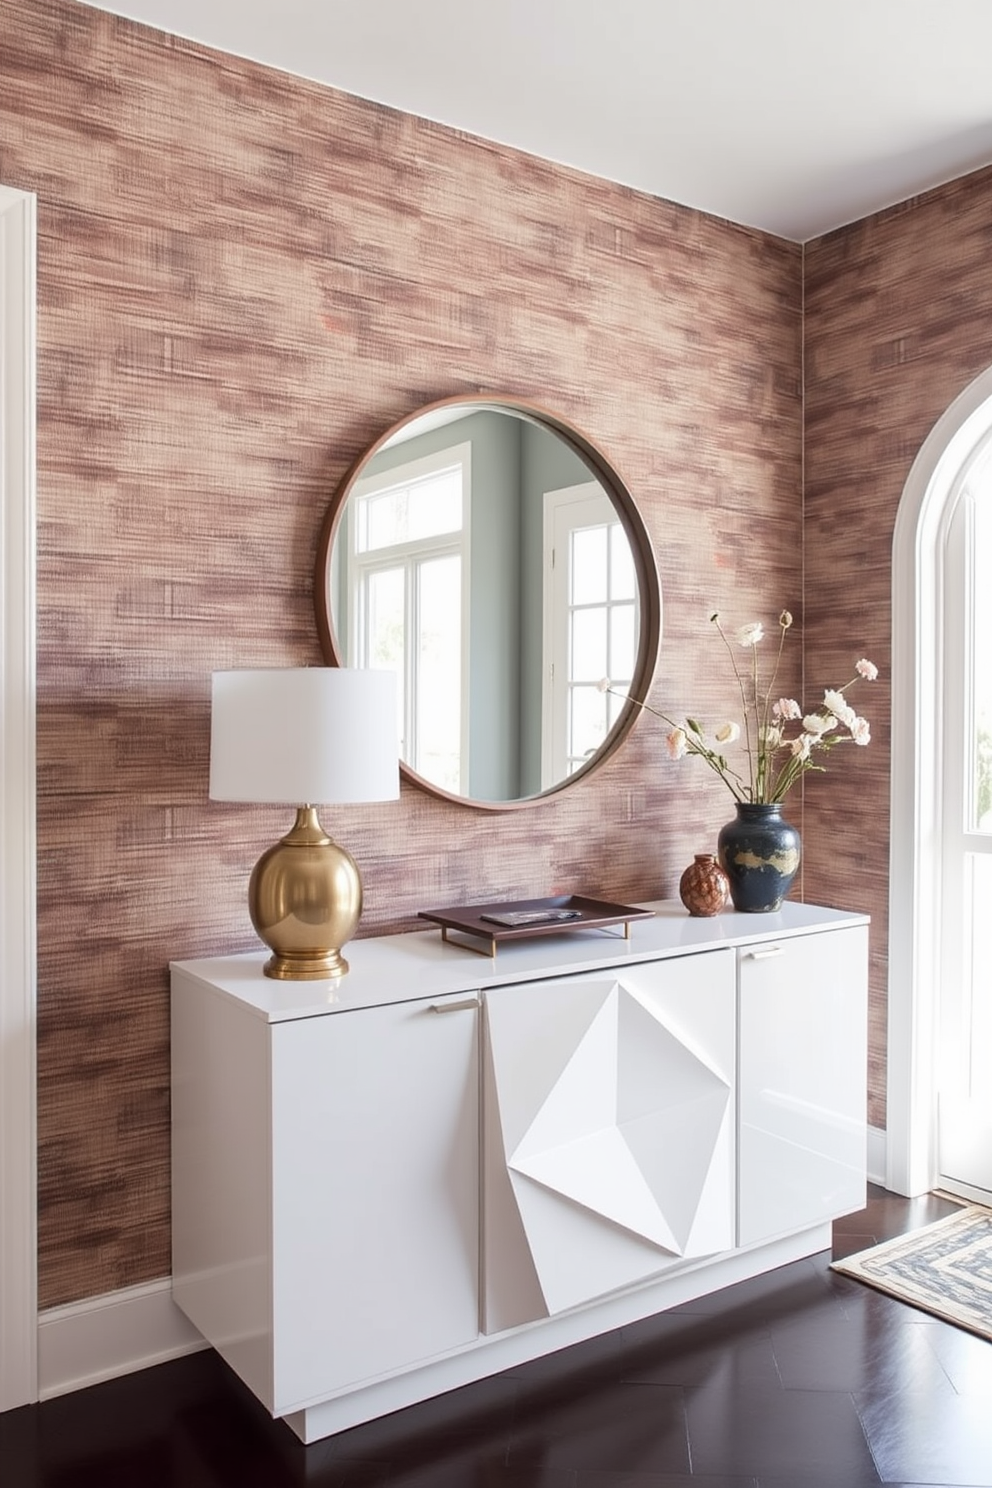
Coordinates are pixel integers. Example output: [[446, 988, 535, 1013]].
[[37, 1278, 207, 1401], [34, 1133, 890, 1405], [867, 1124, 886, 1187]]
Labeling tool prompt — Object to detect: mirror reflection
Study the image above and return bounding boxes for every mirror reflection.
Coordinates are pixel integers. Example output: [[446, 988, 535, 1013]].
[[315, 398, 659, 807]]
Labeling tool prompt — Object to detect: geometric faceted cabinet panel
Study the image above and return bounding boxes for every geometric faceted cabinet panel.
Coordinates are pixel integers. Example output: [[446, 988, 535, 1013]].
[[482, 953, 736, 1329]]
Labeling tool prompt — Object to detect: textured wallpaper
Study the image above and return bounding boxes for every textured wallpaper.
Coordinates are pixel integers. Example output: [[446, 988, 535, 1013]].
[[804, 166, 992, 1132], [5, 0, 805, 1307]]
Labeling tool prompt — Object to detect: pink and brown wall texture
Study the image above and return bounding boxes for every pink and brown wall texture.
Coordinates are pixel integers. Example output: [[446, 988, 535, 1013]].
[[1, 0, 988, 1311], [803, 172, 992, 1139], [4, 0, 803, 1309]]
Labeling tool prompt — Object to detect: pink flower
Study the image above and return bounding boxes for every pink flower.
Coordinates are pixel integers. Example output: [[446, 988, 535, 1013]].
[[666, 728, 688, 761], [772, 697, 801, 721], [851, 716, 871, 745], [790, 734, 813, 760], [856, 658, 878, 681]]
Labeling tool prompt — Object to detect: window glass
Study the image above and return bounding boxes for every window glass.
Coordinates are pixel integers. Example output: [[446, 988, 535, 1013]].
[[415, 555, 462, 794], [609, 603, 637, 683], [366, 567, 406, 752], [569, 684, 609, 770], [610, 527, 636, 602], [571, 526, 609, 606], [358, 469, 462, 553], [571, 607, 608, 683]]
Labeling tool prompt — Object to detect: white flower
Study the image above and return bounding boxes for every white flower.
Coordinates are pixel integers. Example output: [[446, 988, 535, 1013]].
[[736, 622, 764, 648], [714, 721, 740, 744], [596, 677, 611, 693], [855, 658, 878, 681], [666, 728, 688, 761], [803, 712, 835, 736], [823, 689, 857, 728], [850, 716, 871, 745], [760, 724, 783, 749], [772, 697, 801, 721], [790, 734, 813, 760]]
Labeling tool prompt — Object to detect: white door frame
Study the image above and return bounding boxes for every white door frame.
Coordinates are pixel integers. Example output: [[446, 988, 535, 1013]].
[[0, 184, 38, 1410], [887, 364, 992, 1196]]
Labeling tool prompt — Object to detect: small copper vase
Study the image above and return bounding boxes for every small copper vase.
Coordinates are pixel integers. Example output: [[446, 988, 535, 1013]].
[[679, 853, 730, 917]]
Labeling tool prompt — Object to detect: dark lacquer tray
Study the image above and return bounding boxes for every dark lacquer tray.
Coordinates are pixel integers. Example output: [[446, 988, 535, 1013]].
[[418, 895, 655, 958]]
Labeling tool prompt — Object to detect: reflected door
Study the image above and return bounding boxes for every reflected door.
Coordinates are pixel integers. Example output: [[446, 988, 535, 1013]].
[[937, 435, 992, 1201]]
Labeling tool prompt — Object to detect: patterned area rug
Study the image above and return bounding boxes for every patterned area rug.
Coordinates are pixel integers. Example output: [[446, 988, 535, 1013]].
[[831, 1204, 992, 1340]]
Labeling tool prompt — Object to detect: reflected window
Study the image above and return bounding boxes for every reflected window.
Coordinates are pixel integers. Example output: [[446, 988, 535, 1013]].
[[543, 485, 638, 785], [341, 444, 471, 795]]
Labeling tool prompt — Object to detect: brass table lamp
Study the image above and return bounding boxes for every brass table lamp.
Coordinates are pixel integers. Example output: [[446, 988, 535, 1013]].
[[209, 668, 398, 980]]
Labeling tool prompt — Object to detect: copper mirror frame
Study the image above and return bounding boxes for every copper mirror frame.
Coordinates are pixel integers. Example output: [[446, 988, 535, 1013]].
[[313, 394, 661, 811]]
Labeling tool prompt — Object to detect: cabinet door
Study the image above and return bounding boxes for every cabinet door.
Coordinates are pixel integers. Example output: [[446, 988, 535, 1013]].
[[483, 952, 736, 1331], [270, 992, 480, 1413], [738, 925, 868, 1247]]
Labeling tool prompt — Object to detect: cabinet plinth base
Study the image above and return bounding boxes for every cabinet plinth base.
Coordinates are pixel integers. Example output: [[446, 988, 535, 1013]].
[[277, 1221, 832, 1443]]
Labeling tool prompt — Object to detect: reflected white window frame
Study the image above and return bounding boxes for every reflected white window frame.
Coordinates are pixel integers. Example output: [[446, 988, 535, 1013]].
[[341, 443, 472, 793], [541, 483, 638, 788]]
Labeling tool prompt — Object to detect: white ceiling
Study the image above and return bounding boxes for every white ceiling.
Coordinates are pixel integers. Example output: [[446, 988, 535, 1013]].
[[77, 0, 992, 241]]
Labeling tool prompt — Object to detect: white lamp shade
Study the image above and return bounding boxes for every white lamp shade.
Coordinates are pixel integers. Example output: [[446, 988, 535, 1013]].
[[209, 668, 399, 805]]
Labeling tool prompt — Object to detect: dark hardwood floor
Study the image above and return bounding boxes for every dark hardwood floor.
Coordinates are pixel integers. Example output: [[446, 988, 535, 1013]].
[[4, 1187, 992, 1487]]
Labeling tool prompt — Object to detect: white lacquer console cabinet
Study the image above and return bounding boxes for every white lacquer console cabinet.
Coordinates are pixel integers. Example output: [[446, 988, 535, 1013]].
[[171, 901, 868, 1443]]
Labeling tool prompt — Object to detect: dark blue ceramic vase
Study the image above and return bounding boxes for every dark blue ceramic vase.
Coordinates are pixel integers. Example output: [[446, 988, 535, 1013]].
[[717, 802, 801, 912]]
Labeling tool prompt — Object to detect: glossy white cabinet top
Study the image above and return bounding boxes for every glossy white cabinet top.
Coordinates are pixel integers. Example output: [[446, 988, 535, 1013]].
[[171, 900, 868, 1024]]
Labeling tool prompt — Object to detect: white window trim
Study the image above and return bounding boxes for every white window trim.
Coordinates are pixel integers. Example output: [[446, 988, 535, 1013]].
[[888, 364, 992, 1196], [0, 184, 38, 1410]]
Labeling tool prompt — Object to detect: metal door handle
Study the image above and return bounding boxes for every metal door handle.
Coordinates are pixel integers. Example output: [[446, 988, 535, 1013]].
[[744, 945, 784, 960], [429, 997, 481, 1013]]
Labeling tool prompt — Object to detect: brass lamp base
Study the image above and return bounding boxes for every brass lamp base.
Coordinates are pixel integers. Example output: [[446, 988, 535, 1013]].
[[248, 805, 362, 979]]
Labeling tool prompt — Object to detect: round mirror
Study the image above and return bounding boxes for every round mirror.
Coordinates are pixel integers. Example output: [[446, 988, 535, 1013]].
[[314, 395, 661, 809]]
